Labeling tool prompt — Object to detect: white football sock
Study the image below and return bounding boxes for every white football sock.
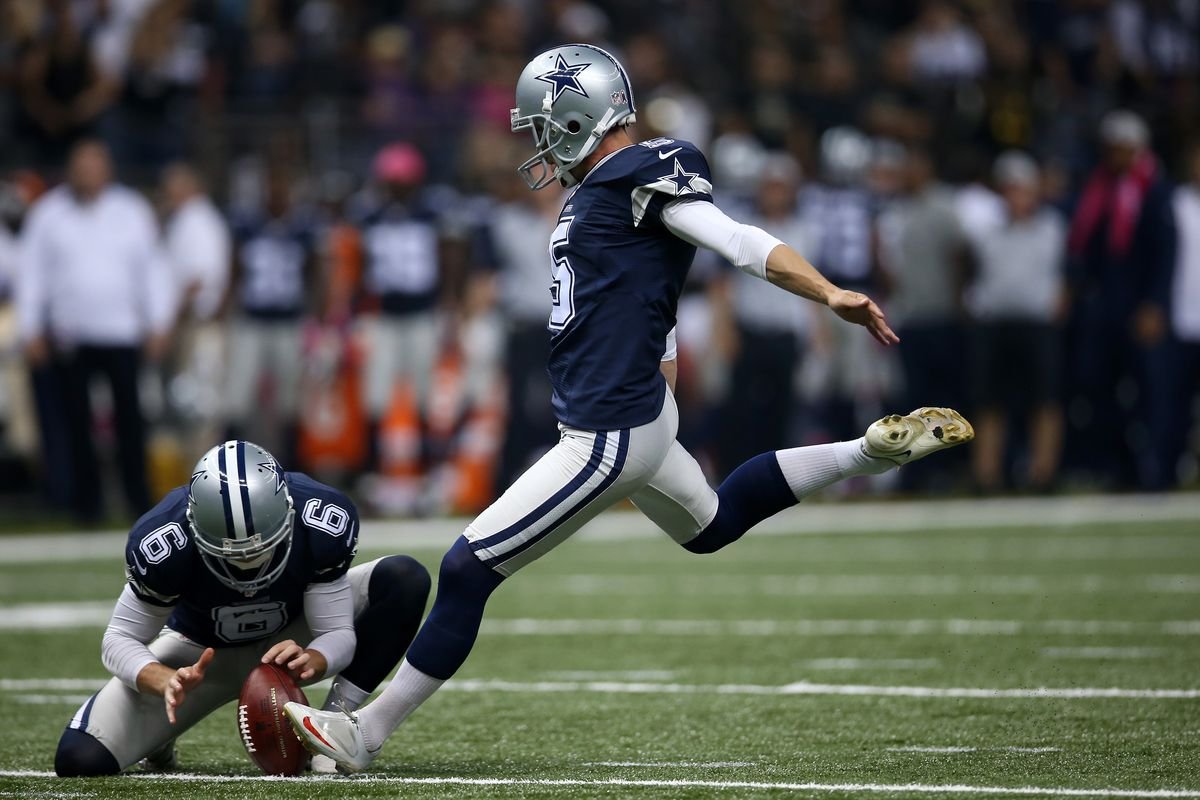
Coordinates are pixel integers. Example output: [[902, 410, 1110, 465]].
[[356, 659, 445, 752], [775, 438, 892, 500], [322, 677, 370, 713]]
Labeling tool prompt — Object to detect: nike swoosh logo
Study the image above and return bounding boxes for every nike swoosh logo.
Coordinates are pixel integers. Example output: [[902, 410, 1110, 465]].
[[657, 148, 682, 160], [303, 716, 336, 750]]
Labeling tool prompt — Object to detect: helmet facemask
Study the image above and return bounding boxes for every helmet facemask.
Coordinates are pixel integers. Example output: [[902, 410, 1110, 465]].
[[511, 91, 577, 190], [185, 441, 296, 597], [188, 480, 295, 596]]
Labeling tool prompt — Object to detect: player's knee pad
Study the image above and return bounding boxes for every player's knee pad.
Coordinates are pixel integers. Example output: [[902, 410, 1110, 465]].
[[55, 729, 120, 777], [368, 554, 432, 611], [437, 536, 505, 601]]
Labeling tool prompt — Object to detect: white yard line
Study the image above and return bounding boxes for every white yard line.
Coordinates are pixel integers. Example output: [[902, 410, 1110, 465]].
[[800, 658, 941, 670], [4, 606, 1200, 637], [542, 670, 679, 680], [550, 574, 1200, 596], [1041, 647, 1168, 660], [10, 694, 93, 705], [888, 746, 1062, 754], [585, 761, 757, 768], [440, 678, 1200, 699], [3, 677, 1197, 701], [2, 494, 1198, 563], [1, 770, 1198, 797]]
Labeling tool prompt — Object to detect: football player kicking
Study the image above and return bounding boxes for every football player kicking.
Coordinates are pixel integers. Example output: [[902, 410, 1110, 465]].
[[286, 44, 974, 772], [53, 441, 431, 776]]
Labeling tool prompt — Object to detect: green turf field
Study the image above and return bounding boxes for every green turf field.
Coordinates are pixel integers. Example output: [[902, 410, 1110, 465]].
[[2, 502, 1199, 798]]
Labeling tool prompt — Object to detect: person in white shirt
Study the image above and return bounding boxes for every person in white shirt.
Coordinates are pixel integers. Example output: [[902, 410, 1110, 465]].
[[714, 154, 816, 475], [1160, 141, 1200, 485], [17, 139, 175, 520], [160, 163, 231, 444], [965, 151, 1066, 492]]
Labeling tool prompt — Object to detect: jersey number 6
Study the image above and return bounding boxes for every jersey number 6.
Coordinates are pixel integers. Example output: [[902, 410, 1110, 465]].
[[302, 498, 350, 537], [548, 216, 576, 332]]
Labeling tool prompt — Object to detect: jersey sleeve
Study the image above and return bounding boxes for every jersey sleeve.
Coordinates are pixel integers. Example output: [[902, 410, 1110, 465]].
[[288, 473, 360, 584], [124, 490, 192, 607], [629, 140, 714, 229]]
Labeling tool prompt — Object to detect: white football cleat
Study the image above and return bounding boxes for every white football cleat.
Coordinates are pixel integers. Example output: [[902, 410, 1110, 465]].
[[283, 701, 376, 774], [864, 407, 974, 465]]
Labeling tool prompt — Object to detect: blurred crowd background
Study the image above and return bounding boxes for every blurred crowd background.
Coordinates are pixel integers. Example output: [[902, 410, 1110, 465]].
[[2, 0, 1199, 524]]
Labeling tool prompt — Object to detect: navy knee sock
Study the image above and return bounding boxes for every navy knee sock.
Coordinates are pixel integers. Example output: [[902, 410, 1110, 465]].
[[404, 537, 505, 680], [684, 452, 796, 554]]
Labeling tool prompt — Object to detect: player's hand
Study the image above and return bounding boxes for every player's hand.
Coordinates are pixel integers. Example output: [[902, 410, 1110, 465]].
[[165, 647, 214, 725], [828, 289, 899, 346], [262, 639, 323, 681]]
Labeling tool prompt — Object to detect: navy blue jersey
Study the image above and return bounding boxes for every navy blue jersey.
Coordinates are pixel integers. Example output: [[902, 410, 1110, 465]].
[[232, 214, 314, 319], [358, 200, 442, 314], [547, 138, 713, 430], [124, 473, 359, 648]]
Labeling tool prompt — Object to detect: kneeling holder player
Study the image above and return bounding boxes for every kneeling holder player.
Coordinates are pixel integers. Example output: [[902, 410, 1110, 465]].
[[54, 441, 430, 776]]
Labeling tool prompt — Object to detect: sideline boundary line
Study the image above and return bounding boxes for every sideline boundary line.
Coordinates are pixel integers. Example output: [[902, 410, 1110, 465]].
[[3, 677, 1198, 700], [2, 769, 1199, 797]]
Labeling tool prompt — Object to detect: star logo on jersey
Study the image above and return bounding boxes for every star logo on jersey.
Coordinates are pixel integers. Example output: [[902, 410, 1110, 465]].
[[659, 157, 701, 196], [535, 54, 590, 101]]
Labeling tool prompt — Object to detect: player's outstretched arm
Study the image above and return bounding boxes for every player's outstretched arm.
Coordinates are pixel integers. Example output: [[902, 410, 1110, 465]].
[[764, 244, 899, 346], [660, 199, 898, 346]]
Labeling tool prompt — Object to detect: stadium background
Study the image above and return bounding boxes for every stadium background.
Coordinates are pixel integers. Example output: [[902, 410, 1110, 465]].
[[0, 0, 1197, 523]]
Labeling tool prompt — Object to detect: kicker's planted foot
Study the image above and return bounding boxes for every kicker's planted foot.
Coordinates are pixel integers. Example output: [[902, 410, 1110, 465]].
[[283, 701, 376, 774]]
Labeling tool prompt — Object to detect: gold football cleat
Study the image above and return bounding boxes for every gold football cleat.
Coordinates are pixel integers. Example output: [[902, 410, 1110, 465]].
[[864, 407, 975, 466]]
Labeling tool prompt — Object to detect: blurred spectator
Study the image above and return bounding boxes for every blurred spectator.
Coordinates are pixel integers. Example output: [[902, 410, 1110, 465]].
[[16, 140, 173, 520], [1066, 110, 1177, 488], [103, 0, 208, 176], [966, 151, 1067, 492], [224, 167, 315, 464], [357, 143, 443, 474], [1164, 141, 1200, 485], [799, 127, 890, 440], [879, 144, 968, 413], [15, 0, 117, 169], [904, 0, 987, 85], [488, 172, 562, 486], [714, 154, 815, 474], [624, 32, 712, 149], [160, 161, 230, 449]]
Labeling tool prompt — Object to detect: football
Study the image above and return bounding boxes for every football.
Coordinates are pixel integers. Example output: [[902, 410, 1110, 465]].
[[237, 663, 310, 776]]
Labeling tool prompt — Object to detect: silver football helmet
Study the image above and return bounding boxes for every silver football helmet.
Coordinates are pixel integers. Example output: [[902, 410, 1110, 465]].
[[511, 43, 637, 189], [187, 441, 294, 595]]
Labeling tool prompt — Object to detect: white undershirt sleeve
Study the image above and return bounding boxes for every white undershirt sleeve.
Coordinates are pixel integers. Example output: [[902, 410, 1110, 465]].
[[661, 199, 783, 281], [303, 574, 357, 677], [662, 326, 677, 361], [101, 585, 174, 690]]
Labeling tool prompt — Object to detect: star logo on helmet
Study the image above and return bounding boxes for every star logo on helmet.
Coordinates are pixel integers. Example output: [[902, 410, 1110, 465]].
[[259, 460, 287, 494], [659, 158, 701, 196], [535, 54, 590, 102]]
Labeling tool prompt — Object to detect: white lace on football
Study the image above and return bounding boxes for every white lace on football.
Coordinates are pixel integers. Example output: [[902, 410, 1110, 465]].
[[237, 703, 256, 754]]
